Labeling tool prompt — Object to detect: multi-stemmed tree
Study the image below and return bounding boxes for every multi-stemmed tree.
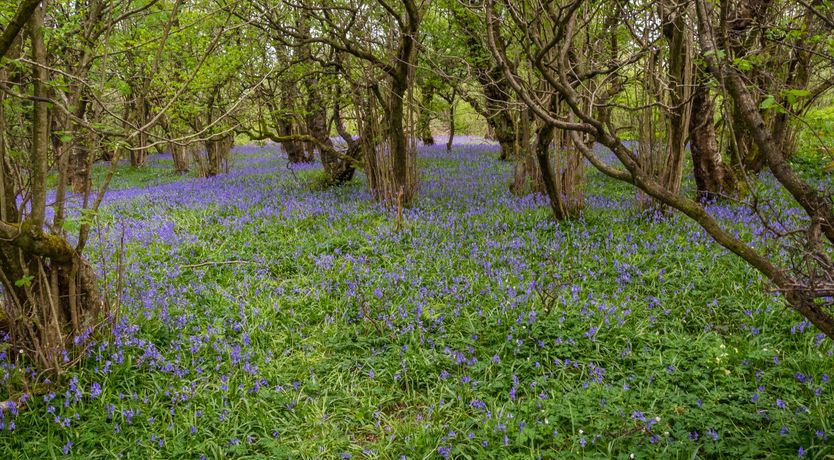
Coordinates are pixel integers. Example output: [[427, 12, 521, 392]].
[[484, 0, 834, 338], [285, 0, 425, 204], [0, 0, 255, 379]]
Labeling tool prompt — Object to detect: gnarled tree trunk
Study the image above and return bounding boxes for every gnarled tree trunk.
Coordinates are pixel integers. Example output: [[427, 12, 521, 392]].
[[278, 78, 311, 164], [510, 107, 543, 196], [689, 79, 736, 200], [170, 142, 191, 175], [483, 68, 516, 161], [0, 231, 103, 375], [205, 133, 233, 177], [326, 89, 362, 184]]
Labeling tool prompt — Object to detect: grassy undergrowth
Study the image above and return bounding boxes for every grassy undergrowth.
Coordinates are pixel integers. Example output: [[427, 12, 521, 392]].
[[2, 142, 832, 459]]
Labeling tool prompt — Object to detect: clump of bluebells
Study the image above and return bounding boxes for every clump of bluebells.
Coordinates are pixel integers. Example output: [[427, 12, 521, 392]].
[[0, 138, 832, 458]]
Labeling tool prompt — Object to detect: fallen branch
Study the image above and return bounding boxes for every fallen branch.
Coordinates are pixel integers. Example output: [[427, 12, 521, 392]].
[[179, 260, 256, 269]]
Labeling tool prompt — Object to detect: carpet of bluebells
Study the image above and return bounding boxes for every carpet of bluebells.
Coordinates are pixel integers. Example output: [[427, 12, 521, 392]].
[[1, 138, 833, 459]]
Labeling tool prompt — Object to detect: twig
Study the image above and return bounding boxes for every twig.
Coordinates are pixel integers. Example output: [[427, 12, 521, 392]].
[[179, 260, 257, 269]]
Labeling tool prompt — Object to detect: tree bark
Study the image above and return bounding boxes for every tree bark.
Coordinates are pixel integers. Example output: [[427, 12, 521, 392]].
[[689, 80, 736, 200], [327, 89, 362, 183], [205, 134, 233, 177], [379, 0, 420, 205], [68, 94, 92, 192], [483, 67, 516, 161], [0, 51, 18, 223], [128, 90, 150, 168], [446, 102, 455, 151], [305, 79, 337, 171], [449, 6, 516, 160], [277, 78, 310, 163], [0, 223, 103, 373], [29, 5, 49, 230], [170, 143, 190, 174], [0, 0, 41, 60], [660, 3, 693, 196], [534, 122, 567, 219], [511, 107, 542, 195], [418, 83, 435, 145], [389, 75, 409, 192]]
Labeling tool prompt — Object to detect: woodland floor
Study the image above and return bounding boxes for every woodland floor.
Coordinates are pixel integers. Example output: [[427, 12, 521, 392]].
[[1, 138, 833, 459]]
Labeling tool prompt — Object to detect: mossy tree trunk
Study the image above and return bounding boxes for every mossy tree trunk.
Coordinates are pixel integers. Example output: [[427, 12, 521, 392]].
[[0, 4, 105, 378]]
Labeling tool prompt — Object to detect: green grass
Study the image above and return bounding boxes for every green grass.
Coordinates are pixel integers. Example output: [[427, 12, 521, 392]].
[[2, 144, 833, 459]]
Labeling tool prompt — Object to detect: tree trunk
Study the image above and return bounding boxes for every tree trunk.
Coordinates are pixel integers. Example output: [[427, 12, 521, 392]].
[[483, 67, 516, 161], [0, 229, 103, 376], [129, 91, 150, 167], [205, 134, 233, 177], [511, 107, 543, 195], [278, 78, 310, 164], [418, 83, 435, 145], [0, 48, 19, 223], [327, 90, 362, 184], [305, 80, 337, 172], [660, 4, 693, 196], [170, 143, 190, 174], [450, 8, 516, 160], [534, 122, 567, 219], [357, 87, 383, 196], [377, 8, 420, 205], [728, 106, 766, 175], [68, 93, 92, 193], [0, 0, 41, 60], [386, 73, 417, 204], [689, 80, 736, 200], [446, 102, 455, 151], [29, 5, 48, 229]]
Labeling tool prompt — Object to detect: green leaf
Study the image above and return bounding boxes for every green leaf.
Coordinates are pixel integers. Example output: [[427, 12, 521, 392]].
[[15, 275, 34, 288], [733, 58, 753, 72], [61, 216, 80, 233], [56, 132, 73, 143], [760, 95, 777, 110], [781, 88, 810, 105], [782, 89, 810, 98]]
